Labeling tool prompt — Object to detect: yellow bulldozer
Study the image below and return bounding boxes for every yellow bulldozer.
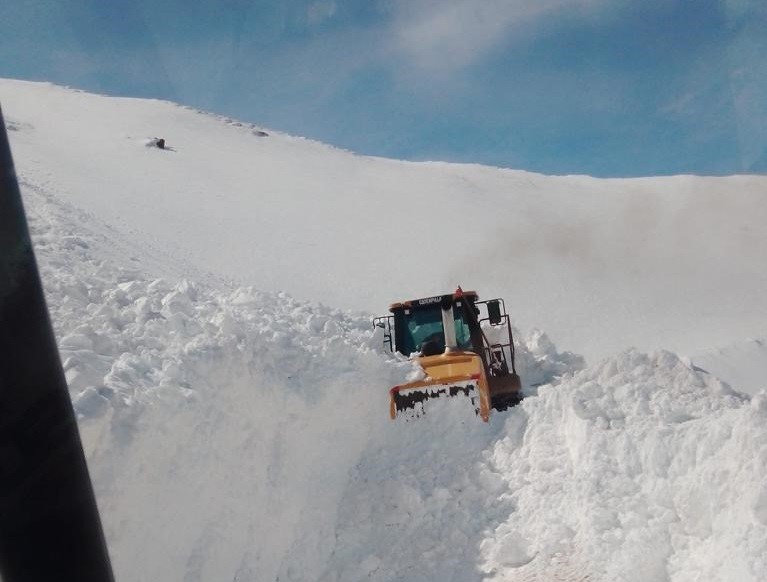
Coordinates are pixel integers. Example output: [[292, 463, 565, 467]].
[[375, 288, 522, 421]]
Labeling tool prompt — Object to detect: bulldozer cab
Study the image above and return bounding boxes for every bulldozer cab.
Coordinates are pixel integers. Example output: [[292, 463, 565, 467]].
[[375, 291, 479, 355], [375, 289, 522, 421], [393, 298, 473, 356], [375, 291, 514, 368]]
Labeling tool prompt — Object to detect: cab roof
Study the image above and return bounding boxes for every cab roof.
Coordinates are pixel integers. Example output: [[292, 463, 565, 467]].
[[388, 289, 478, 312]]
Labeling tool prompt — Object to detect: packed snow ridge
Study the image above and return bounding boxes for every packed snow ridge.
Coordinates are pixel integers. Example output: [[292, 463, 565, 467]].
[[5, 79, 767, 581]]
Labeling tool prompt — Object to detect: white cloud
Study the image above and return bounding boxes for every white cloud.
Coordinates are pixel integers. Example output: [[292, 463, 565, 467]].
[[386, 0, 608, 73]]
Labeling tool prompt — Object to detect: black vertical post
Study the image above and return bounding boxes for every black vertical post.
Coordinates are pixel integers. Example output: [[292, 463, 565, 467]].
[[0, 106, 115, 581]]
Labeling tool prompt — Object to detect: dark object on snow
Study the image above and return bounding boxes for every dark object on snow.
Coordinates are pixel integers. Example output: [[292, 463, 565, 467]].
[[146, 137, 166, 149], [0, 106, 115, 582], [253, 130, 269, 137], [146, 137, 175, 152]]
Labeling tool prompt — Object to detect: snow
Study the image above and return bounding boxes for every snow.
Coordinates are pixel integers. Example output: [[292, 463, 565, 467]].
[[3, 78, 767, 581], [481, 351, 767, 581], [692, 338, 767, 397]]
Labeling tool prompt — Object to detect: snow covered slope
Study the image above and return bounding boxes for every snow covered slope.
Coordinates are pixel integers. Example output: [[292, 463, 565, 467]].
[[3, 78, 767, 360], [5, 79, 767, 581]]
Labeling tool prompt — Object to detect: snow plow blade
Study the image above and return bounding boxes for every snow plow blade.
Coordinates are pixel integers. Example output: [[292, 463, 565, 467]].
[[389, 352, 492, 421]]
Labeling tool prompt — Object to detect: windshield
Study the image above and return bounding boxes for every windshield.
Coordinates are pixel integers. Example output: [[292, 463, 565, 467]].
[[399, 304, 474, 355], [400, 305, 443, 355]]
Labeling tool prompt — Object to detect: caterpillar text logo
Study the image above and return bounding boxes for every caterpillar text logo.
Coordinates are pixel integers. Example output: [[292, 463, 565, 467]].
[[417, 296, 443, 306]]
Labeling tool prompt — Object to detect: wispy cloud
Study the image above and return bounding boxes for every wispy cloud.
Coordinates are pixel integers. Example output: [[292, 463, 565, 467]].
[[307, 1, 337, 27], [385, 0, 609, 74]]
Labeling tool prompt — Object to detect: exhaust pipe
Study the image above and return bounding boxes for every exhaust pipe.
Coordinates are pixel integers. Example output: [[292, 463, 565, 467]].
[[441, 295, 458, 352]]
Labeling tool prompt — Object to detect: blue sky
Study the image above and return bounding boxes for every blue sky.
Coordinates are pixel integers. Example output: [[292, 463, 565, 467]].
[[1, 0, 765, 176]]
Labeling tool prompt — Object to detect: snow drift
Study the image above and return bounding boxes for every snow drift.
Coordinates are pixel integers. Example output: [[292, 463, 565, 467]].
[[482, 351, 767, 581]]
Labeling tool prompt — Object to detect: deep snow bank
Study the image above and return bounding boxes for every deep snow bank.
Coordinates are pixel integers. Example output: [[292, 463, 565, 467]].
[[481, 351, 767, 581], [27, 183, 401, 580]]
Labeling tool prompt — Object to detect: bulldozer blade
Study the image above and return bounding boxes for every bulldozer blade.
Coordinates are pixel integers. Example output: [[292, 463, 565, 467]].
[[390, 381, 480, 421]]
